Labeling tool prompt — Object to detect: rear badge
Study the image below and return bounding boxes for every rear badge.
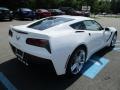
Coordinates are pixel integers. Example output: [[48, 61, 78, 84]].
[[16, 35, 20, 40]]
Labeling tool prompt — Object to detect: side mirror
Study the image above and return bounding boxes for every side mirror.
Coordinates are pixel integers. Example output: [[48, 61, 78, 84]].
[[105, 27, 110, 31]]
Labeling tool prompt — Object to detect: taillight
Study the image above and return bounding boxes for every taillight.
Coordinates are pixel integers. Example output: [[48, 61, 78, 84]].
[[9, 30, 13, 37], [26, 38, 51, 53]]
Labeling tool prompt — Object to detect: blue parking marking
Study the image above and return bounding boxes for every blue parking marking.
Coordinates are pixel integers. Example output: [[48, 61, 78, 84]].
[[112, 40, 120, 52], [0, 72, 17, 90], [81, 56, 109, 79], [114, 47, 120, 51]]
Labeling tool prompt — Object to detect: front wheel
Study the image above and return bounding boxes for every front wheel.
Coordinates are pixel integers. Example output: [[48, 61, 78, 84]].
[[9, 17, 13, 21], [66, 47, 86, 77], [110, 33, 117, 47]]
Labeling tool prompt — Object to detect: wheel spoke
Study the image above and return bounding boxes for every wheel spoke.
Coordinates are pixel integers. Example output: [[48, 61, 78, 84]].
[[71, 63, 78, 72], [70, 49, 86, 75]]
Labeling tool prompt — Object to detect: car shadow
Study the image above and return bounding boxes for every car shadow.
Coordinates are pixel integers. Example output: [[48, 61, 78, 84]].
[[0, 58, 80, 90], [0, 47, 113, 90]]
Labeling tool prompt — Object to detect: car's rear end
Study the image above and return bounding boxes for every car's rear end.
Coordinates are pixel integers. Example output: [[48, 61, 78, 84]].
[[0, 7, 12, 20], [36, 9, 51, 18], [9, 25, 52, 64], [20, 8, 35, 19], [48, 9, 64, 16]]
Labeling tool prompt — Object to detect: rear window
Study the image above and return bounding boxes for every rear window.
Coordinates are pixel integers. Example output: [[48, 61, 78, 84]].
[[28, 17, 74, 30]]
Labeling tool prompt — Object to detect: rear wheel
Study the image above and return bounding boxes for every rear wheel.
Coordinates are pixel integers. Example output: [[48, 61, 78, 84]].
[[66, 47, 86, 77]]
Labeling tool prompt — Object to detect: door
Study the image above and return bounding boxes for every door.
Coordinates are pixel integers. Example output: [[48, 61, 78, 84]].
[[103, 28, 112, 43], [83, 20, 104, 53]]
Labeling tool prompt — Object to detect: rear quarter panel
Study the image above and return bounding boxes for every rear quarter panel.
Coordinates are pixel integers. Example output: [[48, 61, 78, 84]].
[[49, 28, 90, 75]]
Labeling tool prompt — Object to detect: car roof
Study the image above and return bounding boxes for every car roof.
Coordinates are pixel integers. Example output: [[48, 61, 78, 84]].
[[38, 9, 48, 11], [20, 8, 31, 10], [55, 15, 93, 21]]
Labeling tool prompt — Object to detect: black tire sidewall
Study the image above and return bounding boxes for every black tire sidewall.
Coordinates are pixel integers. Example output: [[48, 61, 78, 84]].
[[110, 33, 117, 47]]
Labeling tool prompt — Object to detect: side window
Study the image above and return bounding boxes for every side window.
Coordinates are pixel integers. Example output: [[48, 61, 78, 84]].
[[70, 22, 86, 30], [91, 20, 103, 30], [83, 20, 103, 31]]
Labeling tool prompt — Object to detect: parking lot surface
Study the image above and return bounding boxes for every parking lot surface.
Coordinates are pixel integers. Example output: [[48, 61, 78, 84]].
[[0, 17, 120, 90]]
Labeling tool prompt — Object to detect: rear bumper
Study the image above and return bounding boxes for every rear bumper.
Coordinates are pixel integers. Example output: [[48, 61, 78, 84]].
[[9, 37, 67, 75], [10, 43, 57, 73], [0, 14, 11, 19], [10, 43, 50, 63]]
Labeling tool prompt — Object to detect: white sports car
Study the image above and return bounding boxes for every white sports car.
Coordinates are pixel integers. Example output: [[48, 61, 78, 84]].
[[9, 15, 117, 77]]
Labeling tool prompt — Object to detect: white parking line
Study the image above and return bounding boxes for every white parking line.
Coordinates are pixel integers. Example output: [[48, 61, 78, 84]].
[[116, 40, 120, 43], [0, 72, 17, 90]]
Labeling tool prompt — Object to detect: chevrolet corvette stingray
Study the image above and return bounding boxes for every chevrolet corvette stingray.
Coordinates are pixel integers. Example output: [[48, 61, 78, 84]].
[[9, 15, 117, 77]]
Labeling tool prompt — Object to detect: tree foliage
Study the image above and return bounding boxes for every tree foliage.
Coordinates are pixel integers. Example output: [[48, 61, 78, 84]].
[[0, 0, 119, 14], [111, 0, 120, 14]]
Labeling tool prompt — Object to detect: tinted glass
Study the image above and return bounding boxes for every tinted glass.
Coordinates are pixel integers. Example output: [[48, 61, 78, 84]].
[[83, 20, 103, 31], [40, 9, 48, 12], [28, 17, 74, 30], [54, 9, 62, 12], [0, 7, 9, 10], [70, 22, 86, 30], [21, 8, 32, 11]]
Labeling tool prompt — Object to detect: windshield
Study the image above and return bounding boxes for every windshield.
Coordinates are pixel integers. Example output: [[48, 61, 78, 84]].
[[0, 7, 9, 11], [21, 8, 32, 12], [28, 17, 74, 30], [53, 9, 62, 12], [40, 9, 48, 12]]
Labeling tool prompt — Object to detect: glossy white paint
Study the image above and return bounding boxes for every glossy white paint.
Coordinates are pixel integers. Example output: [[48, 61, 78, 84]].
[[9, 15, 117, 75]]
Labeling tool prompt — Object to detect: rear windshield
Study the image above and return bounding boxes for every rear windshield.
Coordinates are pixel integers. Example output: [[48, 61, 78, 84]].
[[28, 17, 74, 30]]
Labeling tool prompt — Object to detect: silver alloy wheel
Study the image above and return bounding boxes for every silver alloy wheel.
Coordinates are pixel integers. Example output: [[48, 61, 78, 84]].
[[70, 50, 85, 75], [111, 34, 117, 46]]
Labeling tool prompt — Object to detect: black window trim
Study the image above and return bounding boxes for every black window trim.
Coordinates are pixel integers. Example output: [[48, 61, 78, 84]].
[[70, 21, 86, 30]]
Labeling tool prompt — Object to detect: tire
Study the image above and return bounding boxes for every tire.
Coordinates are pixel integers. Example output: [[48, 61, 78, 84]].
[[9, 17, 13, 21], [110, 33, 117, 47], [66, 46, 86, 77], [31, 17, 34, 21]]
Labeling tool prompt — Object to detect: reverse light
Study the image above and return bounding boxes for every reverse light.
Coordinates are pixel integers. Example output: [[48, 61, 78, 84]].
[[26, 38, 51, 53]]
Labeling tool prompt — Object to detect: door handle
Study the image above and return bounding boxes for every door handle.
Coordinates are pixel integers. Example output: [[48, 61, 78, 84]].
[[89, 33, 91, 36], [75, 31, 85, 33]]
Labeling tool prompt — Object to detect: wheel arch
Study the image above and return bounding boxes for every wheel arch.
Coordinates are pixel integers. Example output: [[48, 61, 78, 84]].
[[65, 43, 88, 70], [115, 31, 117, 35]]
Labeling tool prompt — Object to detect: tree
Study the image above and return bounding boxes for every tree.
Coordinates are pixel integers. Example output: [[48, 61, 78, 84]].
[[111, 0, 120, 14], [27, 0, 36, 9]]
